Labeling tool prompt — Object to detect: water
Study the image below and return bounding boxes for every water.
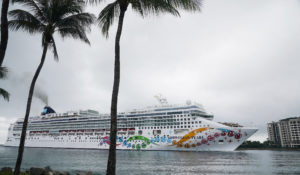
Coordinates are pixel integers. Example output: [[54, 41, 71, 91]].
[[0, 146, 300, 175]]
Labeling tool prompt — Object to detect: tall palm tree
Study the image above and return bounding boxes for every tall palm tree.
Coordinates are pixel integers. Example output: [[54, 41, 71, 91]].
[[8, 0, 94, 174], [0, 66, 9, 101], [0, 0, 9, 67], [89, 0, 202, 174]]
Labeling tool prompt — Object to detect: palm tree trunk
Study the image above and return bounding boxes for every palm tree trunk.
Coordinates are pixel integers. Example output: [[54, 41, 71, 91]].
[[14, 44, 48, 175], [106, 6, 127, 175], [0, 0, 9, 67]]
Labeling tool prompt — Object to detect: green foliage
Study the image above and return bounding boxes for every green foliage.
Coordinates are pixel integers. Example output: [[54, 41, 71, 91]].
[[238, 140, 281, 148], [8, 0, 95, 60]]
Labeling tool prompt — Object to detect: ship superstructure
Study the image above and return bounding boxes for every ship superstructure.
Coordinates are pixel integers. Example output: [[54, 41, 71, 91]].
[[5, 102, 257, 151]]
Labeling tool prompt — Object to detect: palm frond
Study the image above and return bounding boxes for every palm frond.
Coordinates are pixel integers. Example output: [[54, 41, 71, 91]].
[[58, 27, 90, 44], [8, 9, 45, 34], [97, 1, 120, 38], [86, 0, 106, 5], [0, 88, 10, 101], [0, 67, 8, 79], [10, 0, 94, 55], [50, 0, 85, 22], [8, 20, 45, 34], [130, 0, 180, 17], [130, 0, 144, 17], [166, 0, 202, 12], [55, 13, 95, 29], [12, 0, 47, 23]]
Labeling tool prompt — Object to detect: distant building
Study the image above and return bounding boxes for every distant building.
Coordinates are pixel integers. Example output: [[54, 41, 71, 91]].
[[267, 122, 281, 146], [267, 117, 300, 148]]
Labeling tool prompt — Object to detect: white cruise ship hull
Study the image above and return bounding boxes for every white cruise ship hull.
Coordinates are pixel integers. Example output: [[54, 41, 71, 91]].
[[4, 127, 257, 151]]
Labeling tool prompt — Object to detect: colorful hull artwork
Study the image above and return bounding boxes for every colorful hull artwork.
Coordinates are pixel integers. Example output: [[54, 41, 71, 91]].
[[91, 127, 257, 151]]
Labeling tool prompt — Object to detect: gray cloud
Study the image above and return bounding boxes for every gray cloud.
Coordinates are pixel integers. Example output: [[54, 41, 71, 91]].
[[1, 0, 300, 143]]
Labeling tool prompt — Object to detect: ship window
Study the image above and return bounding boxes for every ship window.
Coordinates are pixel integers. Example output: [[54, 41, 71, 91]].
[[195, 121, 198, 124], [181, 122, 183, 124], [184, 119, 186, 121], [153, 130, 161, 135], [170, 126, 172, 128], [192, 122, 194, 124], [188, 126, 190, 128], [188, 118, 190, 121], [188, 122, 190, 124], [184, 122, 186, 124], [138, 130, 143, 135], [151, 127, 153, 129], [181, 126, 183, 128]]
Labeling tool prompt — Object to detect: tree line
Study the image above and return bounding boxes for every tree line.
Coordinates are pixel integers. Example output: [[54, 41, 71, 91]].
[[0, 0, 202, 175]]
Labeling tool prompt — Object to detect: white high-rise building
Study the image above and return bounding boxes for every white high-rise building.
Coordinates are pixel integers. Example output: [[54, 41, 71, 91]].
[[267, 117, 300, 148]]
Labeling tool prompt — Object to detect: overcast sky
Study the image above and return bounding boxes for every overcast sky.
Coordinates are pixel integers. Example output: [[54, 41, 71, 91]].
[[1, 0, 300, 144]]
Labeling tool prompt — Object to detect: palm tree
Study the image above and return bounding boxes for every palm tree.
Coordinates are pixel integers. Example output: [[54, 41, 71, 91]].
[[89, 0, 202, 174], [8, 0, 94, 174], [0, 66, 9, 101], [0, 0, 10, 67]]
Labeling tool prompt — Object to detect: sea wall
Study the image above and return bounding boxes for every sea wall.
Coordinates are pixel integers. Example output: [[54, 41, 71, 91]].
[[0, 167, 93, 175]]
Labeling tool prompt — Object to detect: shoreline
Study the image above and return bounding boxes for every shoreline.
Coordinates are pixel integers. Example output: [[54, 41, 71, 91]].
[[237, 147, 300, 151]]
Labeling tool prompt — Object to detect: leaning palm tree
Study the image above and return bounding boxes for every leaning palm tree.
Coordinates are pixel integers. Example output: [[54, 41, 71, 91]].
[[0, 66, 9, 101], [0, 0, 10, 67], [8, 0, 94, 174], [89, 0, 202, 174]]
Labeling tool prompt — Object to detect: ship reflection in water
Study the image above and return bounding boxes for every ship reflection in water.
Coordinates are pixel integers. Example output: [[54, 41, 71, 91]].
[[0, 146, 299, 175]]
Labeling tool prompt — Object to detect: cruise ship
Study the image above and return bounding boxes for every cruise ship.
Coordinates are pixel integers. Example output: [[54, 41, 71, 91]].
[[4, 100, 257, 151]]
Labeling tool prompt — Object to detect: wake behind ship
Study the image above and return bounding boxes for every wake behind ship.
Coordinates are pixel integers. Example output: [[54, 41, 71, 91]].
[[4, 101, 257, 151]]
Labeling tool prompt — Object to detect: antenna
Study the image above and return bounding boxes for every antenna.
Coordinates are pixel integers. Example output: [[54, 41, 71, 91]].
[[154, 94, 168, 105]]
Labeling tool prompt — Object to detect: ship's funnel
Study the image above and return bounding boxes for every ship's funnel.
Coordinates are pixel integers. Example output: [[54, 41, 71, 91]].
[[42, 106, 56, 115]]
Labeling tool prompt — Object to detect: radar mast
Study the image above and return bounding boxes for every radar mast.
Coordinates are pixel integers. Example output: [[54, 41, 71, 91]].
[[154, 94, 168, 106]]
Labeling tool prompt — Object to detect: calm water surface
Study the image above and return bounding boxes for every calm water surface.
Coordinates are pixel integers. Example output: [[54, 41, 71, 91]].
[[0, 146, 299, 175]]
